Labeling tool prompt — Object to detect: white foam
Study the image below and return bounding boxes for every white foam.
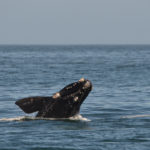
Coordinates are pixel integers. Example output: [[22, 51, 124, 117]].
[[122, 114, 150, 119], [0, 114, 90, 122], [69, 114, 91, 121], [0, 116, 34, 121]]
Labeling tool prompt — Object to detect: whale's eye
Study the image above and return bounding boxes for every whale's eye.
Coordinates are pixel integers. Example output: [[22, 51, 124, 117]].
[[52, 92, 60, 99]]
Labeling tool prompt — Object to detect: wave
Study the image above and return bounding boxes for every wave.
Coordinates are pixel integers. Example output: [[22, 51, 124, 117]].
[[122, 114, 150, 119], [0, 114, 90, 122]]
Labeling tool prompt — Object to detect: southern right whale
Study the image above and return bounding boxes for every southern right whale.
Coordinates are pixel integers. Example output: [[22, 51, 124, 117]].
[[15, 78, 92, 118]]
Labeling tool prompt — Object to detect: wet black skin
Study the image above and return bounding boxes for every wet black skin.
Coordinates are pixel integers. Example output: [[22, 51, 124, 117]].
[[15, 79, 92, 118]]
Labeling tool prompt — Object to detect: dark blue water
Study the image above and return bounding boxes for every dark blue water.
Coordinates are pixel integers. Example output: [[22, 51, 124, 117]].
[[0, 45, 150, 150]]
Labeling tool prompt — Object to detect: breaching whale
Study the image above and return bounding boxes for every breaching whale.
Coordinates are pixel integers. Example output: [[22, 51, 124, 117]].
[[15, 78, 92, 118]]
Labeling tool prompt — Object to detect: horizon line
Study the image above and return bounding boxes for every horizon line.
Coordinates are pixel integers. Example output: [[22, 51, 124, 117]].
[[0, 43, 150, 46]]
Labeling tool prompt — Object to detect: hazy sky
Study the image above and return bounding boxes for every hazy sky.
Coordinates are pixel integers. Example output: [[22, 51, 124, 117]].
[[0, 0, 150, 45]]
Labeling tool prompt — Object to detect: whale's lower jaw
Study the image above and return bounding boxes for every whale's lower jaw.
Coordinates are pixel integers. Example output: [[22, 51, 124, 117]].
[[15, 78, 92, 118]]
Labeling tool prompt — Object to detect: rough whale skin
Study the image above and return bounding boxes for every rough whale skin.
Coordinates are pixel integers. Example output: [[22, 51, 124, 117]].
[[15, 78, 92, 118]]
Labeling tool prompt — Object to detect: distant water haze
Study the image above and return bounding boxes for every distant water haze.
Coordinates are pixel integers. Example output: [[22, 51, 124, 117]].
[[0, 0, 150, 45]]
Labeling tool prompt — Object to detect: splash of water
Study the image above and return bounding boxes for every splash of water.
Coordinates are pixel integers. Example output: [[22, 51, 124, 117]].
[[69, 114, 91, 121], [0, 114, 90, 122]]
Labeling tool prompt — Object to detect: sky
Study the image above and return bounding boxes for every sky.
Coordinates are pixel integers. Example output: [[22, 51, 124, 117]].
[[0, 0, 150, 45]]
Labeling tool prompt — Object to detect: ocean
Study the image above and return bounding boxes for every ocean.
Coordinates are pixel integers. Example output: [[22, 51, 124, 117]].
[[0, 45, 150, 150]]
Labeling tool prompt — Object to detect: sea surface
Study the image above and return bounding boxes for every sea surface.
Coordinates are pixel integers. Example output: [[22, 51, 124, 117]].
[[0, 45, 150, 150]]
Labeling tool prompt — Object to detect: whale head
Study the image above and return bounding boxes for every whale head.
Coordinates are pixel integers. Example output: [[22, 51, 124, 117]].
[[50, 78, 92, 117]]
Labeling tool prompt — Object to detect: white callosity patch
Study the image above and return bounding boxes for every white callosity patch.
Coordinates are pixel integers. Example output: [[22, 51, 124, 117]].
[[79, 78, 85, 82], [83, 81, 91, 89], [52, 92, 60, 99], [74, 96, 78, 102]]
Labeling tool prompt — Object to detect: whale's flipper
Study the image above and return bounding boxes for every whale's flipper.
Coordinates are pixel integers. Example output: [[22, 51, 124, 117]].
[[15, 96, 52, 113]]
